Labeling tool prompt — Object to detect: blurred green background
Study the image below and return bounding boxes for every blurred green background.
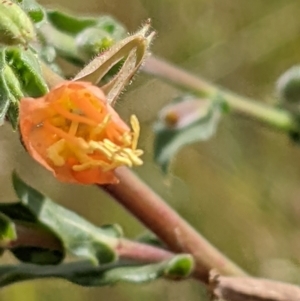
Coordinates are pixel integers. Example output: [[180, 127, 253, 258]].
[[2, 0, 300, 300]]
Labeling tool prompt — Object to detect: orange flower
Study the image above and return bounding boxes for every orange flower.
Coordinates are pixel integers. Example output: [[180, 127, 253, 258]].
[[19, 81, 143, 184]]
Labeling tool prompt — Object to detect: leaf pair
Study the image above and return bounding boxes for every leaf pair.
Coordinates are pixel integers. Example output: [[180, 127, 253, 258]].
[[0, 173, 194, 287]]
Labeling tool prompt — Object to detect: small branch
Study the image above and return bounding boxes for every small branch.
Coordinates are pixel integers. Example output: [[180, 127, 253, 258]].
[[143, 56, 299, 133], [116, 239, 172, 263], [210, 273, 300, 301], [102, 167, 247, 283]]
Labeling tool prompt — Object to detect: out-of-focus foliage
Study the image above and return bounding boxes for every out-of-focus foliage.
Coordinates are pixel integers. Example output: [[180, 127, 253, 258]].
[[154, 96, 222, 172], [44, 10, 126, 64], [277, 66, 300, 109]]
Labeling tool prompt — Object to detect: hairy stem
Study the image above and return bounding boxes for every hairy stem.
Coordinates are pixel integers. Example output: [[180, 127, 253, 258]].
[[103, 167, 247, 282], [143, 56, 299, 133], [116, 239, 172, 263]]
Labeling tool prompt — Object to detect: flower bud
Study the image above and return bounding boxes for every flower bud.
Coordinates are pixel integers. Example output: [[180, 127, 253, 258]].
[[0, 0, 35, 46]]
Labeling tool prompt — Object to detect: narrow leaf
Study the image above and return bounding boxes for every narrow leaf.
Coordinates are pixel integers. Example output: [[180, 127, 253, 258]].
[[6, 47, 48, 97], [0, 48, 22, 128], [0, 47, 48, 129], [0, 213, 16, 244], [0, 254, 193, 288], [0, 203, 65, 264], [12, 172, 118, 264], [47, 11, 125, 38], [47, 10, 97, 35]]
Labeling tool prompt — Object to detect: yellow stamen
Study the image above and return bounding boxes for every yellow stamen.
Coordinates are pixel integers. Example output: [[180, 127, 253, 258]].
[[73, 160, 110, 171], [46, 139, 66, 166], [112, 154, 133, 167], [134, 149, 144, 156], [45, 99, 143, 173], [89, 115, 111, 140], [103, 139, 120, 152], [51, 103, 98, 126], [130, 115, 140, 150], [122, 132, 132, 146], [71, 92, 104, 123], [69, 121, 79, 136], [44, 121, 89, 150], [88, 141, 113, 158], [121, 148, 143, 165]]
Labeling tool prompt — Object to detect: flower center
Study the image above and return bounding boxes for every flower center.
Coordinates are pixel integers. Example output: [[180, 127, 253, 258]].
[[42, 90, 143, 172]]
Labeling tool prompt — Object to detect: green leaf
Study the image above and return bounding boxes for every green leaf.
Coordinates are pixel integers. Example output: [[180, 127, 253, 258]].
[[0, 47, 48, 129], [0, 50, 12, 126], [0, 213, 16, 244], [154, 96, 222, 172], [16, 0, 45, 24], [2, 62, 24, 129], [76, 27, 115, 61], [0, 202, 37, 223], [75, 17, 126, 60], [163, 255, 194, 279], [38, 23, 83, 65], [94, 16, 126, 40], [11, 246, 62, 265], [47, 10, 97, 35], [0, 48, 23, 129], [6, 47, 48, 97], [100, 224, 123, 238], [0, 254, 193, 288], [0, 203, 65, 264], [12, 172, 119, 265], [47, 11, 125, 38], [136, 231, 166, 249]]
